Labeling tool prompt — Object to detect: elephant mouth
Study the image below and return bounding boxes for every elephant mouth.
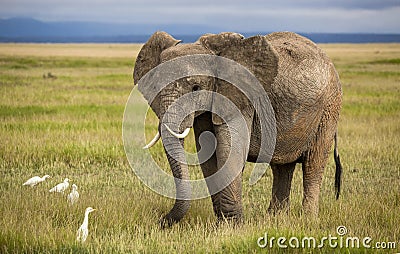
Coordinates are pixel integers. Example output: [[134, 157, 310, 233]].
[[143, 123, 191, 149]]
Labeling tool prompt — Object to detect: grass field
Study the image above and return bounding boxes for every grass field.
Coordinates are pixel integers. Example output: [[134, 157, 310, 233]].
[[0, 42, 399, 253]]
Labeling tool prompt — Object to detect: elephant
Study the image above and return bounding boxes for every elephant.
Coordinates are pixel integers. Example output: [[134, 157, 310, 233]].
[[133, 31, 343, 228]]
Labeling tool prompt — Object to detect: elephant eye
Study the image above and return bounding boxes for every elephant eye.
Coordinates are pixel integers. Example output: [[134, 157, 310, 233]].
[[192, 84, 201, 92]]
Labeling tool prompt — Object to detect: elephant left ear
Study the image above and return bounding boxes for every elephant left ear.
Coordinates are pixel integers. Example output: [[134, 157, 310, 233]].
[[197, 32, 244, 55], [206, 35, 279, 127], [219, 36, 278, 162], [219, 35, 279, 90]]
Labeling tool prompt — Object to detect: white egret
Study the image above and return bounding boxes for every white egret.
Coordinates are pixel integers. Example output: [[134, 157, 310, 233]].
[[67, 184, 79, 205], [49, 178, 69, 193], [76, 207, 96, 243], [22, 175, 51, 187]]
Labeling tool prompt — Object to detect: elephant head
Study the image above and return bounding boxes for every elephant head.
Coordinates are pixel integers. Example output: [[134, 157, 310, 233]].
[[133, 31, 279, 227]]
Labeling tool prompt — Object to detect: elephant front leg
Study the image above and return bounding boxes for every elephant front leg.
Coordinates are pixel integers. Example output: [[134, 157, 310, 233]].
[[268, 162, 296, 213], [213, 122, 249, 223], [193, 113, 222, 218], [194, 113, 244, 221], [216, 171, 244, 222]]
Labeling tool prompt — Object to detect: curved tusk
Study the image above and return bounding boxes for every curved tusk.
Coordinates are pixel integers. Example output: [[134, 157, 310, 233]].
[[164, 124, 191, 139], [143, 131, 160, 149]]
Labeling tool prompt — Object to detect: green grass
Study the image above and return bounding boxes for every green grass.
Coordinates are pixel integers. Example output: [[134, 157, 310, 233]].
[[0, 55, 133, 69], [368, 58, 400, 65], [0, 44, 399, 253]]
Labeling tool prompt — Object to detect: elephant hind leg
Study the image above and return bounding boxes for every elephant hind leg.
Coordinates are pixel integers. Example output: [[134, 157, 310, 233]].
[[301, 120, 337, 216], [301, 147, 330, 216], [268, 162, 296, 213]]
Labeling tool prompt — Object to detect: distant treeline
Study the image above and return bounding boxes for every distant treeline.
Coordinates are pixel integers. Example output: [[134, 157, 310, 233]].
[[1, 33, 400, 43]]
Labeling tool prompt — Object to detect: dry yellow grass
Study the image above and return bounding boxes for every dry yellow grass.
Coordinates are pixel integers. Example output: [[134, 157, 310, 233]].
[[2, 42, 399, 61], [0, 43, 142, 58]]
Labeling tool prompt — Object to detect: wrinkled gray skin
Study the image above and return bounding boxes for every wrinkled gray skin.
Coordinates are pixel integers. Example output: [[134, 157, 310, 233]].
[[133, 31, 342, 227]]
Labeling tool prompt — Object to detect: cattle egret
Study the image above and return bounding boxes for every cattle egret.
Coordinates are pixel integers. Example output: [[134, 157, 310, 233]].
[[49, 178, 70, 193], [22, 175, 51, 187], [67, 184, 79, 205], [76, 207, 96, 243]]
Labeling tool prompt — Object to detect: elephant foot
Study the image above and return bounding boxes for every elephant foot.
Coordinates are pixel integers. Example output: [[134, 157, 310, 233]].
[[159, 214, 180, 229], [213, 204, 244, 227], [267, 199, 291, 215], [216, 213, 243, 227], [302, 197, 319, 217], [268, 163, 295, 215]]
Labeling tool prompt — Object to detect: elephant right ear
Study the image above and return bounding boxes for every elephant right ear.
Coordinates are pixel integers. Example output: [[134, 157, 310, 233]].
[[133, 31, 181, 85]]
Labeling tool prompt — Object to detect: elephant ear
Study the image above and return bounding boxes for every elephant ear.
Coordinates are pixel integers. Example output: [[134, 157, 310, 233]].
[[214, 35, 278, 161], [197, 32, 244, 55], [133, 31, 181, 85], [204, 35, 279, 127], [219, 35, 279, 92]]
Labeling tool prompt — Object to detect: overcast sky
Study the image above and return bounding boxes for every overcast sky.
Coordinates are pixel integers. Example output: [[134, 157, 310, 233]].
[[1, 0, 399, 33]]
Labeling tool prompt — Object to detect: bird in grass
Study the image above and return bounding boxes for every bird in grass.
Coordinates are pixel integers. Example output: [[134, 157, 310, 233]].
[[49, 178, 70, 193], [22, 175, 51, 187], [76, 207, 96, 243], [67, 184, 79, 205]]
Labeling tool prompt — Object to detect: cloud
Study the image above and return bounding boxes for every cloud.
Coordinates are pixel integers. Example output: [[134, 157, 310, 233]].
[[0, 0, 399, 33], [201, 6, 400, 33]]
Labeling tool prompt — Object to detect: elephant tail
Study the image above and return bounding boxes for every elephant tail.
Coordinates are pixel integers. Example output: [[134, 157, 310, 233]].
[[334, 131, 342, 200]]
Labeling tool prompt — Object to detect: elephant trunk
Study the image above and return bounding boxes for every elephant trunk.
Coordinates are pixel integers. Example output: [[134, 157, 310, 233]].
[[159, 97, 192, 228]]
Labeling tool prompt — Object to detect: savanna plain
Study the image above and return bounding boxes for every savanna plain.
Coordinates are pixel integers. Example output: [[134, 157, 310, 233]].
[[0, 42, 399, 253]]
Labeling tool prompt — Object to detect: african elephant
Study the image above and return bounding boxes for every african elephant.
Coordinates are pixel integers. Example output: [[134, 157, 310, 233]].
[[133, 31, 343, 227]]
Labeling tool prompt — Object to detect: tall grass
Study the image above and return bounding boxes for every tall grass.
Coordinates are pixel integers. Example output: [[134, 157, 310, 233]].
[[0, 43, 399, 253]]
